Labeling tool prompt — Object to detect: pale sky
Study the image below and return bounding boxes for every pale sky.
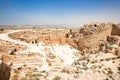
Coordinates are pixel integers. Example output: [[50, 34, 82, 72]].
[[0, 0, 120, 25]]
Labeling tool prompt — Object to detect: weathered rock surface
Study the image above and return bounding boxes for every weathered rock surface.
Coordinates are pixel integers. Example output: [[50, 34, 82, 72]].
[[8, 29, 68, 44], [66, 22, 120, 51], [0, 60, 12, 80]]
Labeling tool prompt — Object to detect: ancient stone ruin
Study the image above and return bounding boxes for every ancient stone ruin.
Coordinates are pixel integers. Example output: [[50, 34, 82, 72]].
[[0, 60, 12, 80], [8, 22, 120, 52], [66, 22, 120, 51], [0, 22, 119, 80]]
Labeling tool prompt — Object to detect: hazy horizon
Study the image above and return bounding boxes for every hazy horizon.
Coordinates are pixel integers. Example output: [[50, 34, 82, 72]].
[[0, 0, 120, 25]]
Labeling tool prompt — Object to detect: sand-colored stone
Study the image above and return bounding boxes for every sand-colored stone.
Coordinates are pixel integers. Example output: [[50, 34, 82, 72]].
[[0, 60, 12, 80]]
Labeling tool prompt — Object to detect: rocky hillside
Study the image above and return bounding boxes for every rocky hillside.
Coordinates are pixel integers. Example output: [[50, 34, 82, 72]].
[[0, 22, 119, 80]]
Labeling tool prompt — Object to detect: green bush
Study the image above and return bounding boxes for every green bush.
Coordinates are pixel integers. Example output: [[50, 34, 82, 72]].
[[53, 76, 61, 80]]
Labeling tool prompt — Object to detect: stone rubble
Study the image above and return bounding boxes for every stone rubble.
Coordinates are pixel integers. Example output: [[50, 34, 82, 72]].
[[0, 22, 119, 80]]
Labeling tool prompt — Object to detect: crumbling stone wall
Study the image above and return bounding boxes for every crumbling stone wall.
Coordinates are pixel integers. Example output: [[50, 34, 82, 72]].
[[78, 26, 112, 50], [37, 35, 66, 44], [9, 29, 67, 45], [111, 24, 120, 36], [0, 60, 12, 80], [66, 22, 120, 51]]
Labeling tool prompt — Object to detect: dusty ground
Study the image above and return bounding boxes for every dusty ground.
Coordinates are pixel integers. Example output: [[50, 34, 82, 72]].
[[0, 28, 119, 80]]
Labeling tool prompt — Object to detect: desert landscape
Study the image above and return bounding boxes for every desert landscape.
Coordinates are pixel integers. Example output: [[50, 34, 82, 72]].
[[0, 0, 120, 80], [0, 22, 120, 80]]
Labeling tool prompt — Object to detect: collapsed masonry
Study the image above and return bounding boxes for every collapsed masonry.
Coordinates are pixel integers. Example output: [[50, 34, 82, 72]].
[[9, 29, 67, 45], [8, 22, 120, 52], [26, 30, 67, 44], [0, 55, 12, 80], [66, 22, 120, 51]]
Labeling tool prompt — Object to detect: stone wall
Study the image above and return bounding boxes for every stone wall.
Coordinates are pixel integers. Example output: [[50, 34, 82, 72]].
[[78, 26, 112, 50], [37, 35, 66, 44], [66, 38, 78, 49], [66, 23, 120, 51], [111, 24, 120, 36], [9, 29, 68, 45], [0, 60, 12, 80]]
